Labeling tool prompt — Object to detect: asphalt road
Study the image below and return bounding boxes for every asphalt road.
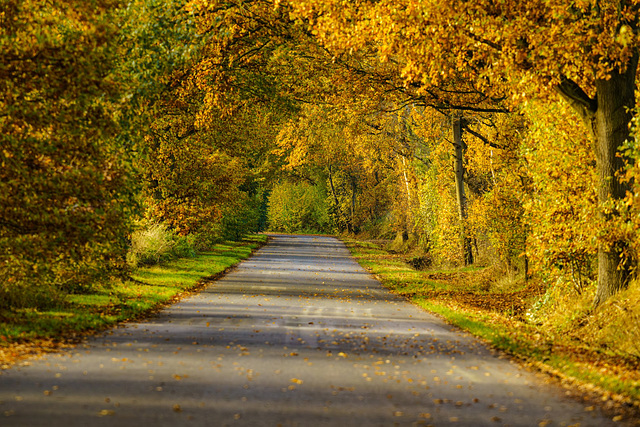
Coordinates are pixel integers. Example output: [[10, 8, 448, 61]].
[[0, 234, 617, 426]]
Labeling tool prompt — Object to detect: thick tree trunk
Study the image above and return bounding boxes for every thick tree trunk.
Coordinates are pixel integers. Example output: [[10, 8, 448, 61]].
[[453, 115, 473, 265], [557, 54, 638, 306], [592, 60, 637, 306]]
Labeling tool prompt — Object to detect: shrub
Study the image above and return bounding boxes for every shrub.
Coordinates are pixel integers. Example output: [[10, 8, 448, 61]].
[[127, 223, 196, 267]]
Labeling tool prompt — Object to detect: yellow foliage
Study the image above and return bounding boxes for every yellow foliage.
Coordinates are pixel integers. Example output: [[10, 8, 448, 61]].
[[521, 98, 598, 291], [579, 279, 640, 358]]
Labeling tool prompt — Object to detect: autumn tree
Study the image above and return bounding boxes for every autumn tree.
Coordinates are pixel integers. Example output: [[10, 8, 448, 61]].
[[172, 0, 402, 237], [120, 0, 532, 275], [0, 0, 136, 307], [119, 0, 286, 243], [275, 104, 365, 232], [288, 0, 639, 304]]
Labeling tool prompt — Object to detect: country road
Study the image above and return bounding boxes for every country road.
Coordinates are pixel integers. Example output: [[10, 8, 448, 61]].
[[0, 234, 617, 426]]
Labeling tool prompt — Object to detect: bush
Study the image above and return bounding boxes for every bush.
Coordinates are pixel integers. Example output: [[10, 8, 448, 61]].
[[127, 223, 196, 267], [407, 254, 433, 270]]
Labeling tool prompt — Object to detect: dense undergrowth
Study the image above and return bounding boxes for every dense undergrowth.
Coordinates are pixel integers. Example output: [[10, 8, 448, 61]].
[[343, 237, 640, 423], [0, 235, 267, 367]]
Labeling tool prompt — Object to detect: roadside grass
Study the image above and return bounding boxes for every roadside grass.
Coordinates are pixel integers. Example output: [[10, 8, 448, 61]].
[[0, 235, 266, 364], [343, 237, 640, 417]]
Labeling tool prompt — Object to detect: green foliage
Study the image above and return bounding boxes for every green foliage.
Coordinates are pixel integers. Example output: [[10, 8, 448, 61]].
[[217, 191, 265, 241], [0, 0, 137, 308], [267, 181, 331, 233], [197, 191, 265, 246], [118, 0, 201, 106]]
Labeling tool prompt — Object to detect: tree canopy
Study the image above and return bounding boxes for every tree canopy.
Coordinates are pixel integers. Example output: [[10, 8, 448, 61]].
[[1, 0, 136, 306], [3, 0, 640, 314]]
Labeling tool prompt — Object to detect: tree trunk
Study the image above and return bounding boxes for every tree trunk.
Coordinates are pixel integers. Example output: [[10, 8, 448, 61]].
[[592, 59, 637, 306], [350, 175, 357, 233], [453, 115, 473, 265], [328, 165, 343, 231], [401, 155, 412, 205], [556, 54, 638, 306]]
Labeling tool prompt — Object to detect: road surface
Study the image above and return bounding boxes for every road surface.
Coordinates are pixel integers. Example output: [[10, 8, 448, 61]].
[[0, 234, 617, 426]]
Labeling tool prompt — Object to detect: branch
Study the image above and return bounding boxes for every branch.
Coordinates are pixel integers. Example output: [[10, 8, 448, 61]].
[[417, 100, 510, 114], [231, 39, 272, 65], [463, 126, 503, 150], [555, 75, 597, 123], [466, 31, 502, 52]]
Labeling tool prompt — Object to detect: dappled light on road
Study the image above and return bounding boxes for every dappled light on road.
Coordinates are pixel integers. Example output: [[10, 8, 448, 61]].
[[0, 235, 616, 426]]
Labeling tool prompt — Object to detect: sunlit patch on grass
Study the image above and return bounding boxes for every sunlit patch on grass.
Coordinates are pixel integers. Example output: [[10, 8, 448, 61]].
[[66, 294, 115, 306], [0, 236, 266, 354]]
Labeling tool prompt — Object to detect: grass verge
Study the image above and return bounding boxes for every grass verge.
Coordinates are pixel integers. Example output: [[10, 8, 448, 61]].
[[343, 237, 640, 424], [0, 234, 267, 367]]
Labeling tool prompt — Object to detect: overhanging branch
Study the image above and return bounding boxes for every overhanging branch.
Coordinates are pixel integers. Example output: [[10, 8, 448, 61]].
[[555, 75, 597, 123], [463, 126, 503, 150]]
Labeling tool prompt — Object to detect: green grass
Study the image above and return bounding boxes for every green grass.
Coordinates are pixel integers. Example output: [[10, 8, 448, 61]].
[[342, 237, 640, 409], [417, 299, 544, 358], [420, 298, 640, 404], [0, 235, 267, 344]]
